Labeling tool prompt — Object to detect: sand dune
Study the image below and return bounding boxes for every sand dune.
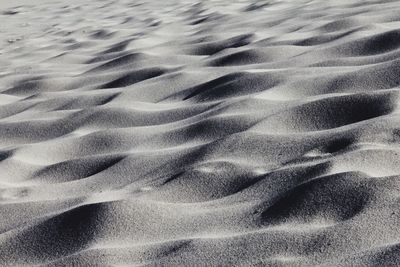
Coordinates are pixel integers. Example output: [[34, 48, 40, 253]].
[[1, 0, 400, 266]]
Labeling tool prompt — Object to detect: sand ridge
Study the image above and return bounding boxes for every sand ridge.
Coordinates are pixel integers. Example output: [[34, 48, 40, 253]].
[[1, 0, 400, 266]]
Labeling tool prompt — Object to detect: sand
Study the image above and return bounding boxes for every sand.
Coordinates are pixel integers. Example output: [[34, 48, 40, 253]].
[[1, 0, 400, 266]]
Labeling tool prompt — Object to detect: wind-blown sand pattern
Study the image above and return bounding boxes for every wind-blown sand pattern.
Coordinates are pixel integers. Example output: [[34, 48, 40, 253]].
[[1, 0, 400, 266]]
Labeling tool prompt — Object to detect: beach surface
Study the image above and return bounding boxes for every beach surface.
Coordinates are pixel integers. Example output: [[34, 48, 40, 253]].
[[1, 0, 400, 266]]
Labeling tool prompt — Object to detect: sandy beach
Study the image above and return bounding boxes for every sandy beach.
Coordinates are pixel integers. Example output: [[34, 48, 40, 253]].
[[1, 0, 400, 266]]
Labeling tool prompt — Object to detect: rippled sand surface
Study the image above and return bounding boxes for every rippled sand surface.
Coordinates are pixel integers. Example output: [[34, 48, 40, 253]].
[[2, 0, 400, 266]]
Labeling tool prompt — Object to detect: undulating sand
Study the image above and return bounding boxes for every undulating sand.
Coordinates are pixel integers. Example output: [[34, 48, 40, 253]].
[[1, 0, 400, 266]]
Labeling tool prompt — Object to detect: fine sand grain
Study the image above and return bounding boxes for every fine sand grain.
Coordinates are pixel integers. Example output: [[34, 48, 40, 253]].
[[1, 0, 400, 266]]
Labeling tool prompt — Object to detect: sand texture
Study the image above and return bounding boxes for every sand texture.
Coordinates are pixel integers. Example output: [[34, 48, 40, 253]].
[[1, 0, 400, 266]]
